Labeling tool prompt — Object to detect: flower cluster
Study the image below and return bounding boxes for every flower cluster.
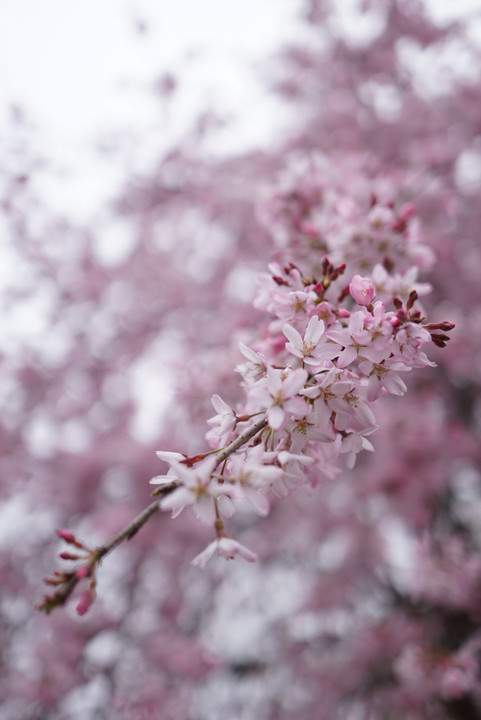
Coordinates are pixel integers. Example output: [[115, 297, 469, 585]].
[[259, 154, 435, 279], [152, 178, 454, 566]]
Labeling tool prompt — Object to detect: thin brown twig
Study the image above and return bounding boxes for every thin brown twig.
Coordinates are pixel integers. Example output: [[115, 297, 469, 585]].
[[39, 415, 267, 614]]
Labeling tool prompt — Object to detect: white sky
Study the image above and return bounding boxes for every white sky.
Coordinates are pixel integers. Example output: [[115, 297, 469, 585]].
[[1, 0, 479, 139], [0, 0, 302, 138], [1, 0, 479, 219], [0, 0, 307, 443], [0, 0, 306, 220]]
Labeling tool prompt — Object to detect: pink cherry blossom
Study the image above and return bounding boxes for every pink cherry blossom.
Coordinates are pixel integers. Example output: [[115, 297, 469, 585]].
[[283, 315, 339, 366], [159, 456, 222, 524], [349, 275, 376, 306], [206, 394, 237, 445], [26, 5, 470, 717], [249, 366, 308, 430], [191, 537, 257, 568]]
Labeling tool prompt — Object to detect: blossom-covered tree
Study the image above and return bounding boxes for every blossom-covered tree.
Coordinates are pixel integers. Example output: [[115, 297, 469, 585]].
[[2, 1, 481, 718]]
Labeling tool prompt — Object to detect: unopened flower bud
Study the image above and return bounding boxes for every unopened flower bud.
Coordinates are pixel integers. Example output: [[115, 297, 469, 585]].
[[59, 552, 81, 561], [431, 333, 451, 348], [76, 587, 96, 616], [406, 290, 418, 310], [349, 275, 376, 306], [56, 529, 76, 544], [338, 284, 350, 303]]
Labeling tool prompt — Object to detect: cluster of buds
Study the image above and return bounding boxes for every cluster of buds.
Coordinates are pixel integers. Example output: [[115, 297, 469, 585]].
[[39, 529, 97, 616], [423, 321, 456, 349]]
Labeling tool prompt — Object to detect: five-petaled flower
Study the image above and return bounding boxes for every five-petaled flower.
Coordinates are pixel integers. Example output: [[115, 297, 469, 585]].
[[249, 366, 308, 429], [158, 456, 228, 525], [283, 315, 339, 366]]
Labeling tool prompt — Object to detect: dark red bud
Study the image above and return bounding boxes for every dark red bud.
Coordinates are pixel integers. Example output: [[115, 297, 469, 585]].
[[338, 285, 350, 303], [383, 256, 394, 273], [406, 290, 418, 310], [59, 552, 81, 561], [431, 333, 450, 348], [439, 321, 455, 331], [424, 321, 455, 331]]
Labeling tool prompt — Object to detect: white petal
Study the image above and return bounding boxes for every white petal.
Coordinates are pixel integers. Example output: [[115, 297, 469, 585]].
[[268, 405, 285, 429], [239, 342, 260, 362], [218, 537, 257, 562], [245, 487, 270, 516], [160, 487, 194, 518], [367, 375, 382, 402], [191, 541, 217, 568], [194, 495, 217, 525], [306, 315, 325, 344], [211, 394, 232, 414], [282, 323, 303, 350], [383, 372, 407, 396], [156, 450, 184, 462], [282, 368, 308, 397], [337, 345, 357, 368], [149, 474, 177, 486]]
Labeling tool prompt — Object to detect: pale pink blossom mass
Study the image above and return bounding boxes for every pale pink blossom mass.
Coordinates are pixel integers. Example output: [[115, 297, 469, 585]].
[[25, 2, 481, 718]]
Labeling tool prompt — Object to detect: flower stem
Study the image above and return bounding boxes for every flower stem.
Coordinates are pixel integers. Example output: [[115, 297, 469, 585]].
[[40, 416, 268, 614]]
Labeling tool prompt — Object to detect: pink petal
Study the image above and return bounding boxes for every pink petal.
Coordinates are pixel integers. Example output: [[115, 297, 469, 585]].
[[337, 345, 357, 368], [305, 315, 325, 344], [383, 372, 407, 396], [367, 375, 382, 402], [191, 541, 218, 568], [282, 368, 308, 397], [268, 405, 285, 429], [282, 323, 303, 350]]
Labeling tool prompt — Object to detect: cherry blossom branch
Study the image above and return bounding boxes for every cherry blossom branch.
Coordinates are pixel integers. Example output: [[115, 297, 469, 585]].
[[39, 416, 268, 615], [214, 416, 267, 466], [40, 171, 455, 615], [95, 498, 164, 557], [38, 484, 177, 615]]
